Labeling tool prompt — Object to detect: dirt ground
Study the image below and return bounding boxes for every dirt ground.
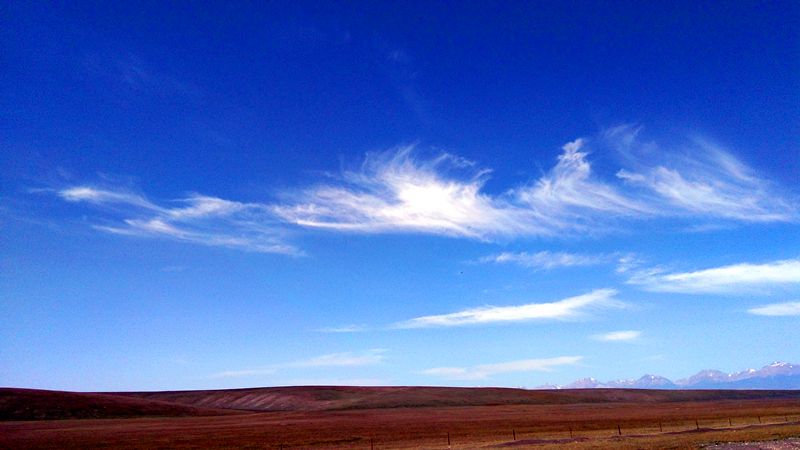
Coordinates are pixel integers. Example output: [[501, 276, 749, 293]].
[[703, 438, 800, 449], [2, 397, 799, 449]]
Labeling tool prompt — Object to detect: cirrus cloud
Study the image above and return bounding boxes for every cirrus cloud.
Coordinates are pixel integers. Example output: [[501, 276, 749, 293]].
[[395, 289, 624, 328], [627, 259, 800, 293], [51, 127, 797, 254], [275, 130, 796, 241], [591, 330, 642, 342], [57, 186, 300, 255], [420, 356, 582, 381], [747, 301, 800, 316], [211, 349, 386, 379], [479, 251, 609, 270]]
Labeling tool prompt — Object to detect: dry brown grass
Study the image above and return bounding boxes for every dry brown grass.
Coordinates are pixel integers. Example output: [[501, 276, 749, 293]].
[[2, 397, 799, 449]]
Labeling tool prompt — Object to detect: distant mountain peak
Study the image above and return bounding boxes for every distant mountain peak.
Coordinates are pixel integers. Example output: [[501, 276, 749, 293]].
[[675, 369, 730, 386], [552, 361, 800, 391], [564, 377, 605, 389]]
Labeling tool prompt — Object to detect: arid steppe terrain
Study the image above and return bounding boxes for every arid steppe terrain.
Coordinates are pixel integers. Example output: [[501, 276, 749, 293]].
[[2, 386, 799, 449]]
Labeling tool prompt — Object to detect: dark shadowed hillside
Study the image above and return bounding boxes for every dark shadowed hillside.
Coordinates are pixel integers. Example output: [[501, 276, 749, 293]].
[[6, 386, 800, 421], [0, 388, 239, 421], [116, 385, 800, 412]]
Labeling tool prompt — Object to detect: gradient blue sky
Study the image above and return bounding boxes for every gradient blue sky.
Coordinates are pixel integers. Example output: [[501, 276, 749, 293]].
[[2, 1, 799, 391]]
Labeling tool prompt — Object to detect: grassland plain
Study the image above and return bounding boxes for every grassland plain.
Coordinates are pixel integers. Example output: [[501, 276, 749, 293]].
[[2, 387, 799, 449]]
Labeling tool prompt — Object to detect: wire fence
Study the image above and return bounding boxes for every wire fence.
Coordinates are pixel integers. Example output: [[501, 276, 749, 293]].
[[273, 414, 800, 449]]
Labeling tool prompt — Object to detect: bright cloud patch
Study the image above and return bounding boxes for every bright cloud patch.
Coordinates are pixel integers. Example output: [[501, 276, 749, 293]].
[[275, 131, 796, 240], [273, 147, 539, 239], [591, 330, 642, 341], [612, 129, 795, 222], [211, 349, 386, 378], [420, 356, 582, 381], [53, 128, 797, 253], [58, 186, 298, 255], [211, 368, 277, 379], [287, 349, 386, 367], [516, 138, 652, 218], [628, 259, 800, 293], [748, 301, 800, 316], [396, 289, 623, 328], [316, 325, 368, 333], [480, 251, 608, 270]]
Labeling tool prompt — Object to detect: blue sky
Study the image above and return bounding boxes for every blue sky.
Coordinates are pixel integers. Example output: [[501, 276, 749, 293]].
[[2, 1, 799, 391]]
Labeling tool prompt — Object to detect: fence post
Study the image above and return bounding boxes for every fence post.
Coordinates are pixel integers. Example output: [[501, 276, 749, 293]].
[[758, 416, 761, 424], [659, 422, 662, 433], [695, 419, 699, 430], [569, 426, 573, 438], [512, 429, 516, 441], [728, 418, 732, 427], [617, 424, 622, 436], [447, 432, 451, 449]]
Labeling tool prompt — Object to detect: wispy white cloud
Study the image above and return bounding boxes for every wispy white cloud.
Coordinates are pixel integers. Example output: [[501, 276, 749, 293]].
[[479, 250, 608, 270], [53, 127, 797, 250], [615, 253, 643, 274], [748, 301, 800, 316], [628, 259, 800, 293], [211, 368, 277, 379], [274, 130, 796, 240], [273, 147, 539, 239], [285, 349, 386, 368], [591, 330, 641, 342], [283, 377, 387, 386], [57, 186, 299, 255], [516, 138, 653, 218], [420, 356, 582, 381], [396, 289, 623, 328], [273, 140, 647, 239], [610, 125, 796, 222], [316, 325, 368, 333], [60, 186, 160, 210], [211, 349, 386, 379]]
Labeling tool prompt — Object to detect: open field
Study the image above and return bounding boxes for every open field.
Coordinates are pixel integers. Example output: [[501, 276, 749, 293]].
[[2, 387, 800, 449], [113, 386, 800, 412], [0, 388, 238, 421]]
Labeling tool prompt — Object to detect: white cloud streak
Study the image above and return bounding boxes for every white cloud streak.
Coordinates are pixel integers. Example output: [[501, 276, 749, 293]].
[[613, 130, 795, 222], [58, 186, 299, 255], [274, 130, 796, 240], [60, 186, 159, 209], [420, 356, 582, 381], [748, 301, 800, 316], [54, 127, 797, 251], [274, 147, 539, 239], [285, 349, 386, 368], [396, 289, 623, 328], [480, 251, 608, 270], [284, 378, 387, 386], [628, 259, 800, 293], [211, 368, 277, 379], [591, 330, 642, 342], [211, 349, 386, 379], [516, 139, 653, 218], [316, 325, 368, 333]]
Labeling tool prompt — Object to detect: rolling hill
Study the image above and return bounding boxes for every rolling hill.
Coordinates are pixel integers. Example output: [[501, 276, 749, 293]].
[[0, 388, 238, 421], [4, 384, 800, 421], [114, 385, 800, 412]]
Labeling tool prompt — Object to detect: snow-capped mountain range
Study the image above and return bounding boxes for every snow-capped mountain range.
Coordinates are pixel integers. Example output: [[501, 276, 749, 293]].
[[537, 362, 800, 390]]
